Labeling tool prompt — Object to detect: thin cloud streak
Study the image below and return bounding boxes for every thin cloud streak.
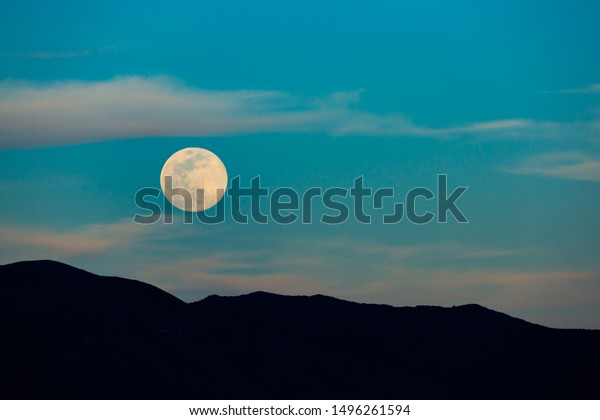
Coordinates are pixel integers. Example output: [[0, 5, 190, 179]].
[[0, 76, 336, 147], [1, 76, 593, 148], [544, 83, 600, 94], [0, 220, 145, 264], [504, 152, 600, 182]]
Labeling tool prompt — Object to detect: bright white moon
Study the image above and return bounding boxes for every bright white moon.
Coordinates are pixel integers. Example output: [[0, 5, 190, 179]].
[[160, 148, 228, 212]]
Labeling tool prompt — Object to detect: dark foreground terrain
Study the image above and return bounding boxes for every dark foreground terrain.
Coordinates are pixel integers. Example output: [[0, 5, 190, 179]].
[[1, 260, 598, 399]]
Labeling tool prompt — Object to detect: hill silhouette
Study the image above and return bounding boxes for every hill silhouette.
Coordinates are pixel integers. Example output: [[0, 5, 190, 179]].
[[1, 260, 598, 399]]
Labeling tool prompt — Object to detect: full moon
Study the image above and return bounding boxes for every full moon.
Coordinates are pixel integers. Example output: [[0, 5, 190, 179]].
[[160, 148, 228, 212]]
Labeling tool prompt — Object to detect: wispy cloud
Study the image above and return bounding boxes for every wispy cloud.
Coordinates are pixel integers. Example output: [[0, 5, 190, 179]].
[[0, 46, 123, 59], [545, 83, 600, 94], [0, 220, 144, 263], [504, 152, 600, 182], [0, 225, 112, 256], [1, 76, 592, 149]]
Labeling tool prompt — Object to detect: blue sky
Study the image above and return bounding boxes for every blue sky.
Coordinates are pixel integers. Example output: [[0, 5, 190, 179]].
[[1, 1, 599, 328]]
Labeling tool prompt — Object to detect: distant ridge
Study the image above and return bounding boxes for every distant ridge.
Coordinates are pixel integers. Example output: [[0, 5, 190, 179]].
[[1, 260, 599, 399]]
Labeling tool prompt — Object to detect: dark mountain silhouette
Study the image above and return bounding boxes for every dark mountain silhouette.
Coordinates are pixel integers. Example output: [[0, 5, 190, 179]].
[[1, 260, 599, 399]]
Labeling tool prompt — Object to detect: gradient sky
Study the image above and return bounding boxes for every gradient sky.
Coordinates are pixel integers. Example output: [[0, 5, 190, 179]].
[[1, 1, 599, 328]]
